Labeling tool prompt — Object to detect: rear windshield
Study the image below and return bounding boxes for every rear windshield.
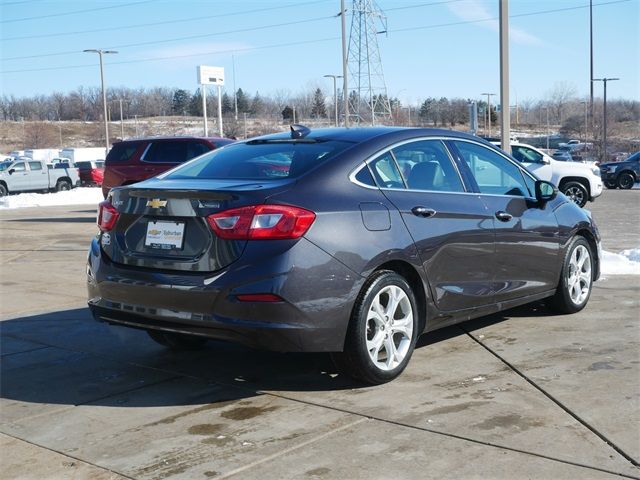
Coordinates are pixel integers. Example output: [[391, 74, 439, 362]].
[[75, 161, 92, 170], [164, 140, 353, 180], [106, 142, 140, 163]]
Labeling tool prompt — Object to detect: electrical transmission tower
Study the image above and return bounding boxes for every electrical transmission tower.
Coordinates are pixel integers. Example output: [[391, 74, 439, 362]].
[[347, 0, 393, 125]]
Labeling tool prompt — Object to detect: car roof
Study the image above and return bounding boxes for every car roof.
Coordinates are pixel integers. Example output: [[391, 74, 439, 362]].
[[250, 126, 483, 144], [113, 136, 230, 145]]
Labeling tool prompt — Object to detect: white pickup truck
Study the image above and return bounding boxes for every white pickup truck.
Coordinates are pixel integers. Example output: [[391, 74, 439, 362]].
[[0, 158, 80, 197], [493, 141, 603, 207]]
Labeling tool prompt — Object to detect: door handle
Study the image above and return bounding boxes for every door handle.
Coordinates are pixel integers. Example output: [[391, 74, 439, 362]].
[[495, 211, 513, 222], [411, 206, 437, 218]]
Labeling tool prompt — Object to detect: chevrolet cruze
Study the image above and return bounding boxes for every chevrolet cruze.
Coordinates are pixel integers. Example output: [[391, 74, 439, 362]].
[[87, 126, 600, 384]]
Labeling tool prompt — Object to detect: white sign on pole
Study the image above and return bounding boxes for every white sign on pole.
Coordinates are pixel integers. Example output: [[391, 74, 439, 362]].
[[197, 65, 225, 86]]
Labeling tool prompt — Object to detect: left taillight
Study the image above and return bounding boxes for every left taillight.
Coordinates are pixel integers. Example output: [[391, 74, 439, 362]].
[[206, 205, 315, 240], [97, 200, 119, 232]]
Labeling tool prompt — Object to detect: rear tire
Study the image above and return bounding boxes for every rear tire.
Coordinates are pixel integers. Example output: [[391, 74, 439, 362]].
[[331, 270, 418, 385], [56, 179, 71, 192], [550, 237, 593, 314], [561, 181, 588, 207], [146, 330, 208, 350], [0, 184, 7, 197], [617, 172, 635, 190]]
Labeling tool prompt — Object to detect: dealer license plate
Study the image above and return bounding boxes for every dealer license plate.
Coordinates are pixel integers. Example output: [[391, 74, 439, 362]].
[[145, 221, 185, 250]]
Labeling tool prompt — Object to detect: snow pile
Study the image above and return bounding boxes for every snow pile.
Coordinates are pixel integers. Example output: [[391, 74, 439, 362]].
[[0, 187, 103, 209], [601, 248, 640, 275]]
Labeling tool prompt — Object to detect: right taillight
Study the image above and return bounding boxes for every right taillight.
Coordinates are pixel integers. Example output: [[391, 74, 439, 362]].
[[97, 200, 119, 232], [206, 205, 315, 240]]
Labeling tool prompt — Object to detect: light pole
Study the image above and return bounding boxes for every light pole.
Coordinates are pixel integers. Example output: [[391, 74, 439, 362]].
[[580, 100, 588, 145], [84, 49, 117, 152], [498, 0, 510, 154], [592, 77, 619, 162], [324, 74, 343, 127], [481, 93, 496, 137]]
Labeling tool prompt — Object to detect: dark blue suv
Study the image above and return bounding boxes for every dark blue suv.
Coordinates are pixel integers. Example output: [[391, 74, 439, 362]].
[[600, 151, 640, 189]]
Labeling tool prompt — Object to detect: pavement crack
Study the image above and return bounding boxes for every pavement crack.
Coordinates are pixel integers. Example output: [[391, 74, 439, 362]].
[[463, 327, 640, 469], [0, 431, 135, 480]]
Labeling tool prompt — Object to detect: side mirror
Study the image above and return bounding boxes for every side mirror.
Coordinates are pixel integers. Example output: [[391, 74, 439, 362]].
[[535, 180, 557, 203], [8, 169, 14, 175], [542, 157, 551, 165]]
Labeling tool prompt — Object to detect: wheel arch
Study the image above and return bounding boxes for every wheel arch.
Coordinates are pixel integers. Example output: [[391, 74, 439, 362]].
[[373, 260, 428, 333], [559, 176, 591, 196], [575, 228, 600, 281], [56, 176, 72, 185], [0, 180, 8, 192], [617, 169, 637, 181]]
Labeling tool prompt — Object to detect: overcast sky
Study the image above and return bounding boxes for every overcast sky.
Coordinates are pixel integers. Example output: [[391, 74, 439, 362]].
[[1, 0, 638, 104]]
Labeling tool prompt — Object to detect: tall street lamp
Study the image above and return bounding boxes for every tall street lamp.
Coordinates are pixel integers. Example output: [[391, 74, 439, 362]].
[[592, 77, 619, 161], [324, 74, 343, 127], [84, 49, 118, 152]]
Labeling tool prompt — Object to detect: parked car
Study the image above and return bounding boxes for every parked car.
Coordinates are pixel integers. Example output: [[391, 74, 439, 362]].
[[102, 136, 234, 198], [0, 158, 80, 196], [76, 160, 105, 186], [88, 126, 601, 385], [599, 151, 640, 189], [559, 140, 593, 152], [551, 150, 573, 162], [494, 141, 602, 207]]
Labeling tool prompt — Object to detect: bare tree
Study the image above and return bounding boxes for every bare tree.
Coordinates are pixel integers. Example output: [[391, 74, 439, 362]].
[[546, 81, 577, 124]]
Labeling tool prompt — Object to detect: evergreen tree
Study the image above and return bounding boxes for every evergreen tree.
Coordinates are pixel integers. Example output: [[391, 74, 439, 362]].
[[250, 91, 264, 115], [236, 88, 249, 113], [282, 105, 294, 121], [310, 88, 327, 118], [189, 89, 203, 116], [221, 92, 233, 114], [171, 89, 191, 115]]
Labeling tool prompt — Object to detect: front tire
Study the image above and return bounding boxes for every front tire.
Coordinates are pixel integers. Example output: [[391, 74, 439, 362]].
[[332, 270, 418, 385], [561, 181, 588, 207], [617, 172, 635, 190], [550, 237, 593, 314], [146, 330, 208, 350], [0, 184, 7, 197]]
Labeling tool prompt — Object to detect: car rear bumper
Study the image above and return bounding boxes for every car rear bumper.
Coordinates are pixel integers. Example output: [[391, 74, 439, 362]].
[[86, 237, 361, 352]]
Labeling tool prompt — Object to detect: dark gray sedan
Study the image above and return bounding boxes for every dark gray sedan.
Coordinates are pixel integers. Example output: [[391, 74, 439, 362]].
[[87, 126, 601, 384]]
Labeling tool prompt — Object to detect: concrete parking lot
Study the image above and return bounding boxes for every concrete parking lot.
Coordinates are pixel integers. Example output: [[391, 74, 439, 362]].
[[0, 191, 638, 480]]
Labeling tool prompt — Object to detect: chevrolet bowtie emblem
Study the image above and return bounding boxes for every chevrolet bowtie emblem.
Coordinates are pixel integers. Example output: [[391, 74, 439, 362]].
[[146, 198, 167, 208]]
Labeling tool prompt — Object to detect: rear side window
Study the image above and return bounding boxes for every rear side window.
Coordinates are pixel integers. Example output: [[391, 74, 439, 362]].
[[512, 145, 544, 164], [164, 140, 352, 180], [369, 152, 405, 188], [392, 140, 464, 192], [143, 141, 209, 164], [28, 161, 42, 171], [106, 142, 140, 163]]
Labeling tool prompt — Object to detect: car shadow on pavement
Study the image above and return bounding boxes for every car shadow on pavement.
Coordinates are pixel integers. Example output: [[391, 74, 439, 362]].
[[1, 301, 552, 411]]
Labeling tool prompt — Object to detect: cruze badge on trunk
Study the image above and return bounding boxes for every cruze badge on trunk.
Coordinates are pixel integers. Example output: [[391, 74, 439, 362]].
[[146, 199, 167, 208]]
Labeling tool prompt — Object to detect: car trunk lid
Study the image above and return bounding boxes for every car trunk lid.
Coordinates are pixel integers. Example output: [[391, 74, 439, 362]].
[[101, 178, 293, 272]]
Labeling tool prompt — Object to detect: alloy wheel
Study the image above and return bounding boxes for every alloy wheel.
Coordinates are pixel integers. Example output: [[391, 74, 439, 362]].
[[564, 185, 585, 206], [365, 285, 414, 371], [566, 244, 592, 305]]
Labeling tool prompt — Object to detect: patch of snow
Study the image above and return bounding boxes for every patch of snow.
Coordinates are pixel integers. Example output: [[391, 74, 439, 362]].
[[601, 248, 640, 275], [0, 187, 102, 209]]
